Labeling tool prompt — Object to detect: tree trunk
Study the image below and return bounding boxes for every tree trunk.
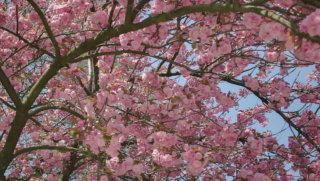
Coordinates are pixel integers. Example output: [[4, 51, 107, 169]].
[[0, 110, 28, 180]]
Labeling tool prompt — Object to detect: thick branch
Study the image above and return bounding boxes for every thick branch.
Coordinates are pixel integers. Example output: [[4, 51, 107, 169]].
[[300, 0, 320, 8], [29, 105, 86, 120], [125, 0, 134, 24], [22, 61, 62, 109], [66, 2, 320, 64], [0, 68, 22, 108], [13, 145, 99, 160], [0, 111, 28, 179], [240, 5, 320, 44], [14, 145, 78, 157], [27, 0, 60, 57], [246, 0, 270, 6], [93, 56, 100, 93], [107, 0, 117, 29], [61, 152, 78, 181]]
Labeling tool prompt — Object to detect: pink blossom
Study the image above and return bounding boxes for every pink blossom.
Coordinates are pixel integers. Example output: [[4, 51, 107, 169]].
[[243, 13, 263, 29], [253, 173, 271, 181], [243, 76, 260, 91], [265, 52, 279, 62], [151, 131, 178, 147], [300, 9, 320, 36], [132, 164, 144, 175], [89, 11, 108, 27]]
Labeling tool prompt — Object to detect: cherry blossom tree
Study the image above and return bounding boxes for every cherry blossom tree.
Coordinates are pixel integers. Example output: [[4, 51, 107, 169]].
[[0, 0, 320, 180]]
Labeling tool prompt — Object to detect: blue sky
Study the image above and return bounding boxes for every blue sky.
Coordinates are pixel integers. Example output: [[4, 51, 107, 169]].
[[218, 65, 315, 146]]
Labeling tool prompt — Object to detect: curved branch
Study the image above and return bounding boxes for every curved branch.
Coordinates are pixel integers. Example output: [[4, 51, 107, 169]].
[[27, 0, 60, 57], [22, 61, 62, 109], [65, 2, 320, 64], [0, 68, 22, 109], [13, 145, 100, 160], [29, 105, 86, 120], [240, 5, 320, 44], [14, 145, 78, 157], [29, 117, 50, 132]]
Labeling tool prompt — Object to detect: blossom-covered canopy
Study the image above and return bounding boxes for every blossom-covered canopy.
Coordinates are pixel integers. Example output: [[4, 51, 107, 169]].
[[0, 0, 320, 180]]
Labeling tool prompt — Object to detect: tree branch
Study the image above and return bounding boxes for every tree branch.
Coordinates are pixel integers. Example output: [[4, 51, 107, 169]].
[[27, 0, 60, 57], [0, 97, 16, 110], [61, 152, 79, 181], [240, 5, 320, 44], [65, 2, 320, 65], [29, 105, 86, 120], [246, 0, 270, 6], [107, 0, 117, 29], [0, 26, 55, 58], [76, 76, 92, 96], [14, 145, 78, 157], [0, 68, 22, 109], [132, 0, 150, 18], [13, 145, 99, 160], [29, 117, 50, 132], [160, 67, 320, 153], [22, 61, 62, 109], [300, 0, 320, 8], [125, 0, 134, 24]]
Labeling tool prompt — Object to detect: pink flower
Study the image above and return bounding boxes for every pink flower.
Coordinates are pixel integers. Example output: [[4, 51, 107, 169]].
[[152, 149, 180, 168], [243, 13, 263, 29], [182, 149, 196, 162], [100, 175, 109, 181], [247, 137, 263, 156], [84, 101, 95, 118], [132, 164, 144, 175], [89, 11, 108, 27], [238, 169, 253, 179], [259, 22, 287, 41], [152, 0, 175, 14], [265, 52, 278, 62], [84, 132, 105, 154], [163, 87, 173, 97], [274, 0, 294, 8], [253, 173, 271, 181], [243, 76, 260, 91], [122, 157, 134, 171], [187, 160, 204, 176], [300, 9, 320, 36], [106, 135, 124, 157], [151, 131, 178, 147], [106, 157, 119, 170], [141, 71, 155, 83]]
